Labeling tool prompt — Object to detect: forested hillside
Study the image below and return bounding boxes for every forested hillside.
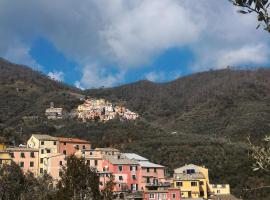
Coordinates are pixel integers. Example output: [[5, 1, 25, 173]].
[[0, 58, 270, 199]]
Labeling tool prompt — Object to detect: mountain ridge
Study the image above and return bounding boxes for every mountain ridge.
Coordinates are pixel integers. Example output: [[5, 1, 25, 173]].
[[0, 58, 270, 200]]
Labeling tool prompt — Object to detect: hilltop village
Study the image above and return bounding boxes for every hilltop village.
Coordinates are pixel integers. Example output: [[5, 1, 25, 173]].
[[45, 98, 139, 122], [0, 134, 240, 200]]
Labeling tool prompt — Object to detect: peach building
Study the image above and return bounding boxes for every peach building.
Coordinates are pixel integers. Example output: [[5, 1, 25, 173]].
[[44, 153, 66, 180], [58, 137, 91, 156], [7, 147, 39, 175]]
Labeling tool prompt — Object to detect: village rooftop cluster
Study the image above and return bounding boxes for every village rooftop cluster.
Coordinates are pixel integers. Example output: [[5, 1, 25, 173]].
[[0, 134, 239, 200], [45, 98, 139, 122]]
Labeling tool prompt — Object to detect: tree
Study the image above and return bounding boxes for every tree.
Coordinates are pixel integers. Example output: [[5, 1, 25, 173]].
[[0, 161, 26, 200], [101, 176, 115, 200], [22, 172, 55, 200], [248, 135, 270, 172], [229, 0, 270, 32], [57, 155, 101, 200]]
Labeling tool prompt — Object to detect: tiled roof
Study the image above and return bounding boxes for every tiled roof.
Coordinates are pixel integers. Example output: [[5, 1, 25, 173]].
[[174, 172, 205, 180], [7, 147, 38, 151], [138, 161, 164, 168], [58, 137, 90, 144], [211, 195, 242, 200], [95, 147, 119, 152], [103, 155, 138, 165], [32, 134, 58, 141], [123, 153, 148, 161]]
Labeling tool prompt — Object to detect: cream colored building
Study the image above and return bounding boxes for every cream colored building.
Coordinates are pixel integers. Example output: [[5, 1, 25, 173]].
[[209, 184, 230, 196], [27, 134, 59, 174]]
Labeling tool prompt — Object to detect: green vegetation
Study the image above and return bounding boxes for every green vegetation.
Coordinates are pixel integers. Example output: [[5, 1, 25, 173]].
[[1, 59, 270, 199]]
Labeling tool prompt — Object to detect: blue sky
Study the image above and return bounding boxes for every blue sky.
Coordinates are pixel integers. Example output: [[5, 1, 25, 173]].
[[1, 0, 270, 89]]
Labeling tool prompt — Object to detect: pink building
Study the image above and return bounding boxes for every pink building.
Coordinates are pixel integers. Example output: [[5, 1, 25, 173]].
[[58, 137, 91, 156], [144, 188, 181, 200], [7, 147, 39, 176], [102, 154, 140, 192], [45, 153, 66, 180], [123, 153, 166, 191]]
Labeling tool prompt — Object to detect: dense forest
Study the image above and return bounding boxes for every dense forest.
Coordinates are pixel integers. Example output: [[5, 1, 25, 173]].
[[0, 58, 270, 200]]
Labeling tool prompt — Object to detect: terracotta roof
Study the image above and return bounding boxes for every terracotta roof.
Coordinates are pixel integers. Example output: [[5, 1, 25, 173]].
[[32, 134, 58, 141], [211, 195, 242, 200], [58, 137, 90, 144]]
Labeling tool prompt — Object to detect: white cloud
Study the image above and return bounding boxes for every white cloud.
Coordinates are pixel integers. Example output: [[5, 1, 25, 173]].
[[79, 64, 126, 88], [74, 81, 85, 90], [48, 71, 64, 81], [0, 0, 270, 87], [216, 44, 270, 68]]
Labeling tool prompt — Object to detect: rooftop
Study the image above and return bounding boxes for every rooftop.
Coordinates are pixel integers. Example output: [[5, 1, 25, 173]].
[[95, 147, 119, 152], [123, 153, 148, 161], [32, 134, 58, 141], [7, 147, 39, 152], [138, 161, 164, 168], [174, 172, 206, 180], [103, 155, 138, 165], [58, 137, 90, 144]]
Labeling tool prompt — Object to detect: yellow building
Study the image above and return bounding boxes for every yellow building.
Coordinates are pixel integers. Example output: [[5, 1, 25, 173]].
[[27, 134, 59, 175], [173, 164, 209, 199], [0, 150, 11, 166], [209, 184, 230, 196], [0, 143, 6, 150]]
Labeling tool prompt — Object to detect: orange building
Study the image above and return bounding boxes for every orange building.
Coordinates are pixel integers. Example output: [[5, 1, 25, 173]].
[[58, 137, 91, 156]]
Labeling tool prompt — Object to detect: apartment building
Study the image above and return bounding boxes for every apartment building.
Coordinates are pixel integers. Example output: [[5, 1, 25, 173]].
[[58, 137, 91, 156]]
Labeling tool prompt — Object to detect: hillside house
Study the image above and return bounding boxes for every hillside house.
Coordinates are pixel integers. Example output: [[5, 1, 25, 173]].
[[45, 102, 63, 119]]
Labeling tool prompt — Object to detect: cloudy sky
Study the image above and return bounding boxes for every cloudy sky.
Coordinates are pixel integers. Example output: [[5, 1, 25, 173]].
[[1, 0, 270, 89]]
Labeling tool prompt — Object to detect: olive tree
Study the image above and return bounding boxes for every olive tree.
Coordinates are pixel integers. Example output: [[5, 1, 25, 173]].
[[229, 0, 270, 32]]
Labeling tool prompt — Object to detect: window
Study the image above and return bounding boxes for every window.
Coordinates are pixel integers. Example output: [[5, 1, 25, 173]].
[[41, 141, 44, 145], [40, 158, 43, 163], [41, 149, 44, 154], [87, 160, 90, 165], [131, 184, 138, 191], [20, 152, 25, 158], [118, 165, 123, 172], [40, 168, 43, 173], [162, 194, 167, 199], [47, 149, 51, 153], [154, 168, 157, 173], [83, 145, 86, 149], [76, 145, 79, 149], [59, 161, 63, 166], [63, 150, 66, 155], [186, 169, 195, 174], [54, 141, 57, 145], [200, 181, 204, 185], [30, 161, 34, 167], [90, 151, 93, 155], [172, 193, 176, 199], [119, 176, 123, 181], [176, 181, 183, 187], [64, 142, 66, 145], [146, 177, 150, 183], [30, 152, 35, 158], [149, 193, 155, 199], [94, 160, 98, 166], [147, 168, 150, 172], [132, 175, 136, 180], [10, 153, 14, 158], [217, 190, 220, 194], [191, 181, 197, 187], [19, 162, 24, 168]]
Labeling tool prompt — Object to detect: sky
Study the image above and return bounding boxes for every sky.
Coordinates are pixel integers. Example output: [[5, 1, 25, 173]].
[[0, 0, 270, 89]]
